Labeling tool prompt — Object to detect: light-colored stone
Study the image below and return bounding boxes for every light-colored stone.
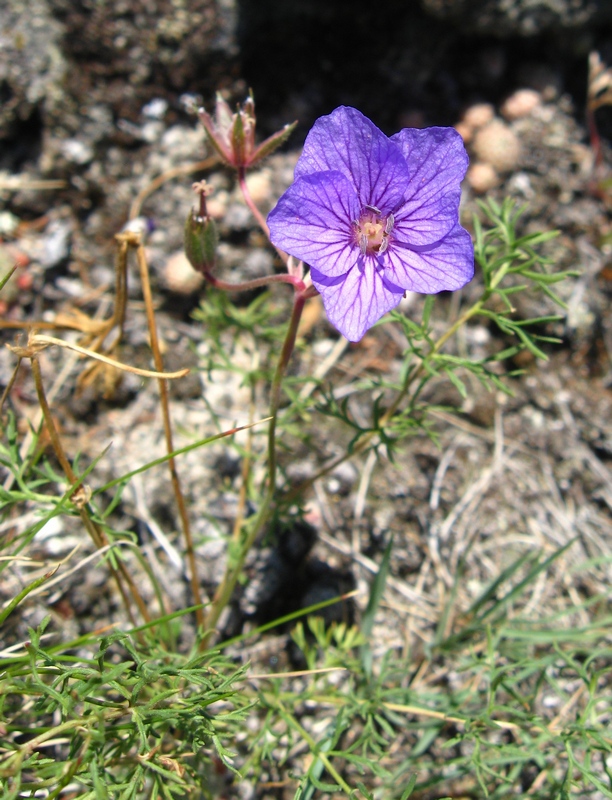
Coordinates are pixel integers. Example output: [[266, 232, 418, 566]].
[[472, 119, 521, 172], [501, 89, 542, 120], [454, 121, 473, 144], [163, 250, 204, 294], [466, 161, 499, 193], [244, 169, 272, 205], [461, 103, 495, 131]]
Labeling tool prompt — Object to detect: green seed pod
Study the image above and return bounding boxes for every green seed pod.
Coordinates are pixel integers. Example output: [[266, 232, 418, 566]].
[[184, 210, 218, 274]]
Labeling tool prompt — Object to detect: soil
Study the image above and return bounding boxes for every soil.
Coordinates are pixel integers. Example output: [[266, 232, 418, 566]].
[[2, 2, 612, 796]]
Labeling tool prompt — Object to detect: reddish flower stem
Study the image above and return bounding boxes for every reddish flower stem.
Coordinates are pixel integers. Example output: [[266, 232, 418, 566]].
[[204, 271, 306, 293], [237, 165, 289, 265]]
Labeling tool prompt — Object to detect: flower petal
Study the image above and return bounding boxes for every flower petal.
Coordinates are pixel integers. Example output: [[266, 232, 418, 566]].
[[311, 260, 403, 342], [382, 224, 474, 293], [295, 106, 410, 212], [268, 171, 362, 277], [391, 127, 469, 246]]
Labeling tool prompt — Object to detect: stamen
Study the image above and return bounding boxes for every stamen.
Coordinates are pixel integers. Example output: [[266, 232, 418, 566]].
[[365, 204, 382, 215], [385, 214, 395, 235], [378, 236, 389, 255]]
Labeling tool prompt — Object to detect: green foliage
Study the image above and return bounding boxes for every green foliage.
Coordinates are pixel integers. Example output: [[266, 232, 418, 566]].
[[308, 199, 572, 463], [0, 621, 250, 799], [4, 195, 610, 800]]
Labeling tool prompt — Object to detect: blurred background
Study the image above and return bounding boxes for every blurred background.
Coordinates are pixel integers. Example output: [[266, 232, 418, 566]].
[[3, 0, 612, 174]]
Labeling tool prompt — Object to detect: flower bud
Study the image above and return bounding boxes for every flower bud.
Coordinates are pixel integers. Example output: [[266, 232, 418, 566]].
[[184, 210, 218, 274], [199, 91, 296, 170]]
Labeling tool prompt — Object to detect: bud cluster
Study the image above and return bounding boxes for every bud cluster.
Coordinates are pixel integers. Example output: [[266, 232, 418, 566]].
[[198, 93, 297, 170]]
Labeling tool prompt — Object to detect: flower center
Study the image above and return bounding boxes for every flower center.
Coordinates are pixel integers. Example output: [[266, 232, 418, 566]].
[[354, 206, 394, 256]]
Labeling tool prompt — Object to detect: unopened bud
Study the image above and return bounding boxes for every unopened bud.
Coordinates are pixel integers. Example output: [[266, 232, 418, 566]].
[[231, 110, 247, 170], [184, 210, 218, 274], [198, 91, 297, 170]]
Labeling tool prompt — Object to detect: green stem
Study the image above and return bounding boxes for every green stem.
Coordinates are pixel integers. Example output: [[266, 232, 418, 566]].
[[272, 699, 355, 796], [379, 296, 485, 424], [283, 291, 491, 504], [202, 290, 306, 645]]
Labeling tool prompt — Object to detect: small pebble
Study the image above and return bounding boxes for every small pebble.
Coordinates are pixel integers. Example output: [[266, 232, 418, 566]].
[[206, 190, 229, 220], [0, 211, 20, 236], [242, 248, 274, 279], [466, 162, 498, 193], [121, 216, 151, 238], [472, 119, 521, 173], [245, 170, 272, 205], [60, 138, 94, 165], [142, 98, 168, 119], [163, 250, 204, 294], [312, 338, 335, 358], [507, 171, 534, 199], [461, 103, 495, 131], [330, 461, 358, 494], [40, 219, 72, 269], [225, 203, 253, 231], [500, 89, 541, 121], [454, 121, 473, 144]]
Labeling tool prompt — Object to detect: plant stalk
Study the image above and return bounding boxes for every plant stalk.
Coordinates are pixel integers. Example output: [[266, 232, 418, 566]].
[[30, 356, 149, 626], [202, 289, 307, 645], [134, 238, 205, 631]]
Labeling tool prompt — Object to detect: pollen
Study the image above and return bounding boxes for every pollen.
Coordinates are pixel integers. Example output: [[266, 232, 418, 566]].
[[355, 208, 393, 255]]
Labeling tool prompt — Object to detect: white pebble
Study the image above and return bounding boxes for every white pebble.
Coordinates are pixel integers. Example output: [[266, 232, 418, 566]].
[[60, 138, 94, 165], [500, 89, 541, 121], [472, 119, 521, 173], [163, 250, 204, 294], [245, 170, 272, 205], [461, 103, 495, 131], [454, 121, 473, 144], [467, 162, 498, 193]]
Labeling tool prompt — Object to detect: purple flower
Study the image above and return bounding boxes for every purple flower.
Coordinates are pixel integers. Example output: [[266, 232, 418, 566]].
[[267, 106, 474, 342]]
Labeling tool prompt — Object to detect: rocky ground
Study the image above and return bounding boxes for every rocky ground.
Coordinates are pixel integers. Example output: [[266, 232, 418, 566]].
[[2, 0, 612, 795]]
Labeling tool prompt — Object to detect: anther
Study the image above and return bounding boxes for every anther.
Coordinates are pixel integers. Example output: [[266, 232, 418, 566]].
[[385, 214, 395, 235], [365, 204, 382, 215]]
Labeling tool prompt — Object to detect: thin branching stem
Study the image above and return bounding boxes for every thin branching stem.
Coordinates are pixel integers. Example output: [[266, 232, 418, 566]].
[[29, 355, 149, 626], [202, 289, 307, 645], [132, 235, 205, 631], [273, 698, 356, 796], [0, 355, 22, 420], [283, 292, 493, 503]]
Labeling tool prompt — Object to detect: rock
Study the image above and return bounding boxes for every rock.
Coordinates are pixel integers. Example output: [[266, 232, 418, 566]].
[[456, 103, 496, 143], [472, 118, 521, 173], [0, 211, 19, 237], [244, 169, 272, 206], [467, 162, 499, 193], [241, 248, 274, 280], [501, 89, 542, 120], [462, 103, 495, 131], [163, 250, 205, 294], [420, 0, 611, 37], [0, 0, 67, 145], [454, 121, 473, 144], [60, 138, 94, 166]]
